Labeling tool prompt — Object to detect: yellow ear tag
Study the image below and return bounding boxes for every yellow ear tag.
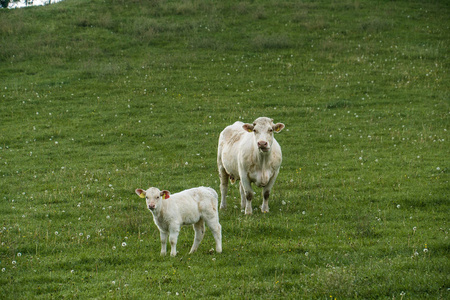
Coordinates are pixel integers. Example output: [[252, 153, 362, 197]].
[[247, 128, 252, 132], [139, 193, 146, 198]]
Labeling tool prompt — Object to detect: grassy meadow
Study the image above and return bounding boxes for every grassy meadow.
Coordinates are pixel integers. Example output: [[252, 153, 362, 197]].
[[1, 0, 449, 298]]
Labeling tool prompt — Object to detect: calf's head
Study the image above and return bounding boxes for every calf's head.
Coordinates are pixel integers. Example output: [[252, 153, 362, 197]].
[[135, 187, 170, 211], [243, 117, 284, 152]]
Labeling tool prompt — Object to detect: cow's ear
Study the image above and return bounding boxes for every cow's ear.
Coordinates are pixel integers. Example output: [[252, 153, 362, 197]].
[[161, 190, 170, 199], [136, 189, 146, 198], [273, 123, 285, 133], [243, 124, 254, 133]]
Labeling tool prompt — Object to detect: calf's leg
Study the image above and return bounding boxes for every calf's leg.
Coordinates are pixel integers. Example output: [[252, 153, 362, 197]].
[[159, 231, 168, 256], [206, 218, 222, 253], [168, 228, 180, 257], [190, 219, 205, 254]]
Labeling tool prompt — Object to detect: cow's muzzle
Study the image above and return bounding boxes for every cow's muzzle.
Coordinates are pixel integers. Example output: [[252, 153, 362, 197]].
[[258, 141, 270, 152]]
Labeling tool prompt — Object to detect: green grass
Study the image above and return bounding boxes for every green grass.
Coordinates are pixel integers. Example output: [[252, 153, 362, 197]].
[[1, 0, 449, 298]]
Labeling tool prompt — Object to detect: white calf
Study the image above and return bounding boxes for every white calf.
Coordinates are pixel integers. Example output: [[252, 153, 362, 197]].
[[135, 186, 222, 257]]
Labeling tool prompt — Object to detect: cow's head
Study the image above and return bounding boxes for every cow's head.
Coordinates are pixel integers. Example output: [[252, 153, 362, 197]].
[[242, 117, 284, 152], [135, 187, 170, 211]]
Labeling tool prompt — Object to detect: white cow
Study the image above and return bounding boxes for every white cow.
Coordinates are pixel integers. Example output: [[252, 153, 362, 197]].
[[217, 117, 285, 214], [135, 186, 222, 257]]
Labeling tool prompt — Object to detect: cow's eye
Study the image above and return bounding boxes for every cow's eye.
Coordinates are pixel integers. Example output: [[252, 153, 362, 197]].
[[268, 128, 273, 132]]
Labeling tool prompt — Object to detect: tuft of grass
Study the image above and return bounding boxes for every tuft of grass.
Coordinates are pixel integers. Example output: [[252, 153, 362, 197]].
[[252, 34, 293, 50], [360, 17, 394, 33]]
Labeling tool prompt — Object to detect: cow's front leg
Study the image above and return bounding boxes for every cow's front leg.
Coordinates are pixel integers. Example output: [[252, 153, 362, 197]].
[[245, 191, 254, 215], [240, 178, 254, 215], [261, 189, 270, 213], [261, 172, 278, 213]]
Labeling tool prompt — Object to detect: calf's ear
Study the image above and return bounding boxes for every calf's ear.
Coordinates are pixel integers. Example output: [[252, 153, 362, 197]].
[[136, 189, 146, 198], [273, 123, 285, 133], [161, 190, 170, 199], [242, 124, 254, 132]]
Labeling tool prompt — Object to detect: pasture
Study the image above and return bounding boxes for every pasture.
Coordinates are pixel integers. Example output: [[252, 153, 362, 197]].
[[0, 0, 449, 298]]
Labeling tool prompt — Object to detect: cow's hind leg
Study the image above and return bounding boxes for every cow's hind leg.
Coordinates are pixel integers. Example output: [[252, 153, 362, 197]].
[[239, 182, 246, 210], [218, 165, 229, 209]]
